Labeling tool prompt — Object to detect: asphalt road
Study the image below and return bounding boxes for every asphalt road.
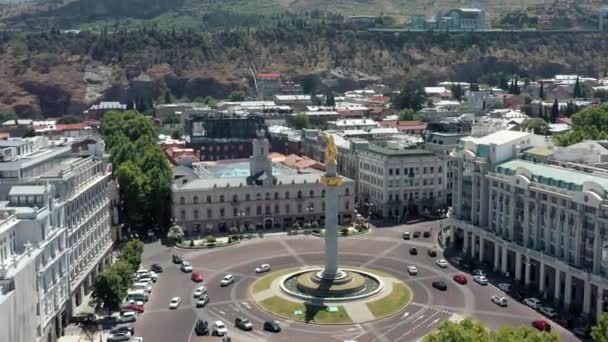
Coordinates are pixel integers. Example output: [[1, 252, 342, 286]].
[[132, 221, 582, 342]]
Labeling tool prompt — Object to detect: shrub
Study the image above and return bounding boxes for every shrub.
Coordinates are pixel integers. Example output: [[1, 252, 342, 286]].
[[206, 235, 216, 243], [189, 239, 195, 247], [227, 236, 232, 243], [341, 228, 349, 236], [311, 221, 319, 228], [207, 243, 215, 248], [312, 228, 321, 234], [228, 227, 238, 235]]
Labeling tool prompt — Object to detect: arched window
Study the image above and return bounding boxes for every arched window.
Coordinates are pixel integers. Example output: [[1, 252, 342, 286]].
[[180, 210, 185, 220], [179, 197, 185, 205], [206, 196, 212, 203], [309, 190, 314, 198], [207, 209, 212, 218], [245, 207, 251, 215], [265, 205, 271, 215], [257, 206, 262, 215], [246, 194, 251, 201], [322, 190, 326, 197], [233, 194, 238, 202], [233, 208, 238, 216], [193, 196, 199, 204], [193, 209, 199, 219], [220, 195, 225, 202], [297, 191, 302, 199], [285, 191, 290, 199], [220, 208, 225, 217], [274, 192, 279, 200], [256, 193, 261, 200], [266, 192, 271, 200], [274, 204, 279, 214]]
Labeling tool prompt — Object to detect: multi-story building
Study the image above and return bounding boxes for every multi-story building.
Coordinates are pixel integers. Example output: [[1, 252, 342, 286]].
[[358, 143, 449, 222], [450, 130, 608, 321], [172, 136, 355, 234], [0, 136, 113, 342]]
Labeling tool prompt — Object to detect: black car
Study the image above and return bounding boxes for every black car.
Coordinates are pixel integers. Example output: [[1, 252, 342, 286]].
[[427, 249, 437, 257], [235, 317, 253, 331], [432, 280, 448, 291], [195, 320, 209, 336], [151, 264, 163, 273], [413, 231, 421, 238], [423, 231, 431, 238], [172, 254, 182, 264], [111, 324, 134, 336], [409, 247, 418, 255], [263, 320, 281, 333]]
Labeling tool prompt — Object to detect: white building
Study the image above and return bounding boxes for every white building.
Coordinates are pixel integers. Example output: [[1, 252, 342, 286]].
[[0, 136, 113, 342], [172, 137, 355, 233], [450, 130, 608, 322]]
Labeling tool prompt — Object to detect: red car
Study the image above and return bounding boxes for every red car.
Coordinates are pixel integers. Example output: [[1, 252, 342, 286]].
[[453, 274, 467, 285], [121, 303, 144, 313], [191, 272, 204, 283], [532, 320, 551, 332]]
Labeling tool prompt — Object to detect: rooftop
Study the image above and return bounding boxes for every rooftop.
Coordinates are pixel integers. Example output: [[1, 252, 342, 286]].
[[364, 144, 434, 157], [8, 185, 46, 196], [195, 160, 296, 179], [463, 130, 531, 146]]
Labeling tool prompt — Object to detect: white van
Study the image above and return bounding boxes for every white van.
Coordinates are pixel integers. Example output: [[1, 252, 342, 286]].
[[131, 282, 152, 294], [126, 289, 148, 303]]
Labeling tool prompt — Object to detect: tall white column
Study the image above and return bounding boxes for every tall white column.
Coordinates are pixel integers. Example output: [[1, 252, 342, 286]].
[[463, 230, 469, 254], [583, 281, 592, 314], [471, 233, 476, 258], [322, 164, 341, 279], [524, 258, 531, 287], [479, 236, 484, 263], [494, 243, 500, 271], [501, 246, 508, 274], [564, 273, 572, 306], [554, 270, 561, 302], [515, 252, 522, 282], [539, 262, 546, 293]]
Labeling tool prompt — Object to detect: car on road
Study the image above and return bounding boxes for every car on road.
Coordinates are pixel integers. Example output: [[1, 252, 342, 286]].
[[180, 261, 192, 273], [423, 231, 431, 238], [148, 271, 158, 282], [491, 295, 508, 307], [497, 283, 511, 293], [235, 317, 253, 331], [427, 249, 437, 257], [110, 324, 135, 336], [151, 264, 163, 273], [472, 269, 486, 277], [407, 266, 418, 275], [402, 232, 410, 240], [212, 320, 228, 336], [453, 274, 467, 285], [413, 231, 421, 238], [263, 320, 281, 333], [169, 297, 181, 309], [220, 274, 234, 286], [196, 294, 210, 307], [432, 280, 448, 291], [435, 259, 448, 268], [409, 247, 418, 255], [195, 320, 209, 336], [114, 311, 138, 324], [121, 303, 144, 313], [255, 264, 271, 273], [532, 320, 551, 332], [193, 286, 207, 298], [172, 255, 182, 264], [107, 331, 132, 342], [523, 297, 542, 309], [473, 275, 488, 285], [539, 306, 558, 318], [191, 272, 204, 283]]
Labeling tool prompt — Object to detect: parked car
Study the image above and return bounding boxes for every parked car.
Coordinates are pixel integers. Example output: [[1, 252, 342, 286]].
[[539, 306, 558, 319], [191, 272, 204, 283], [497, 283, 511, 293], [196, 294, 210, 308], [148, 271, 158, 282], [413, 231, 421, 238], [235, 317, 253, 331], [193, 286, 207, 298], [402, 232, 410, 240], [523, 297, 542, 309], [180, 261, 192, 273], [151, 264, 163, 273], [532, 320, 551, 332], [172, 255, 182, 264], [407, 266, 418, 275], [107, 331, 132, 341], [432, 280, 448, 291], [115, 311, 138, 324], [427, 249, 437, 257], [195, 320, 209, 336], [255, 264, 271, 273], [473, 275, 488, 285], [263, 320, 281, 333], [573, 325, 590, 338], [453, 274, 467, 285], [409, 247, 418, 255], [169, 297, 181, 309], [472, 269, 486, 277], [435, 259, 448, 268], [423, 231, 431, 238], [451, 257, 463, 266], [220, 274, 234, 286], [212, 320, 228, 336], [491, 295, 508, 307], [110, 324, 134, 336], [120, 303, 144, 313]]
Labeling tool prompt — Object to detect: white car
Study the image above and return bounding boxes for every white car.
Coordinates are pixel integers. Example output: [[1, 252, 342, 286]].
[[196, 294, 209, 307], [131, 338, 143, 342], [180, 261, 193, 273], [212, 320, 228, 336], [473, 275, 488, 285], [435, 259, 448, 268], [539, 305, 558, 318], [148, 271, 158, 282], [169, 297, 181, 309], [491, 295, 508, 307], [193, 286, 207, 298], [255, 264, 271, 273], [523, 297, 542, 309], [220, 274, 234, 287], [107, 331, 132, 341], [407, 266, 418, 275], [497, 283, 511, 293]]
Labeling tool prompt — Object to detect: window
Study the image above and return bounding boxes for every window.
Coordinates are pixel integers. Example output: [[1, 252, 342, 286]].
[[298, 204, 303, 213], [274, 192, 279, 200], [285, 191, 290, 199], [430, 167, 434, 173], [266, 192, 271, 200], [285, 204, 290, 214], [180, 210, 186, 220], [220, 208, 225, 217], [233, 194, 238, 202], [309, 190, 314, 198], [345, 200, 350, 210], [396, 169, 400, 175], [207, 196, 212, 203], [257, 193, 261, 200], [233, 208, 238, 216], [245, 207, 251, 215], [219, 195, 225, 202], [257, 206, 262, 215], [246, 194, 251, 201], [265, 206, 271, 215], [389, 169, 393, 176], [345, 188, 350, 195], [193, 196, 199, 204], [179, 197, 185, 205], [274, 204, 279, 213], [322, 190, 326, 197], [193, 209, 199, 219], [297, 191, 302, 199]]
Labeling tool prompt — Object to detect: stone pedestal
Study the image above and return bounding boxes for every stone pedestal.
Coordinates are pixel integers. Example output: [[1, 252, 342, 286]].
[[321, 164, 343, 280]]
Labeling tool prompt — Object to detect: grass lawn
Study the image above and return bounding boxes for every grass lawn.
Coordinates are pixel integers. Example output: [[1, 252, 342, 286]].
[[259, 296, 353, 324], [367, 283, 411, 318], [251, 267, 301, 294]]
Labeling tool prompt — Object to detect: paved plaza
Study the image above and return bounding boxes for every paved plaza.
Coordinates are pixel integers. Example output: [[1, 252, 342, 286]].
[[132, 221, 582, 342]]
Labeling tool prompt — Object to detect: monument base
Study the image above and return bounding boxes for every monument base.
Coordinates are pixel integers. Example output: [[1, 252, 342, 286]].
[[295, 269, 367, 297]]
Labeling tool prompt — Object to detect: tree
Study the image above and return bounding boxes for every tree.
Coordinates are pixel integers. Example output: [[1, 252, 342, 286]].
[[392, 82, 428, 111], [451, 83, 463, 101], [551, 98, 560, 123], [424, 318, 562, 342], [521, 118, 550, 135], [469, 83, 480, 92], [167, 224, 185, 244], [92, 269, 126, 311], [563, 101, 579, 117], [398, 108, 416, 121], [499, 74, 510, 90], [126, 100, 134, 110], [591, 312, 608, 342], [121, 240, 144, 270], [325, 92, 336, 107], [539, 81, 545, 100], [594, 89, 608, 102], [171, 130, 181, 140], [228, 91, 246, 101], [291, 112, 311, 129], [556, 104, 608, 146], [164, 91, 172, 104], [509, 76, 521, 95], [573, 76, 583, 98], [57, 115, 83, 124]]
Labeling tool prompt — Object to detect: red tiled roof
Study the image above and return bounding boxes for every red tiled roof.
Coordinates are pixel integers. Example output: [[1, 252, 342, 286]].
[[380, 120, 427, 131], [257, 73, 281, 79], [370, 95, 390, 103]]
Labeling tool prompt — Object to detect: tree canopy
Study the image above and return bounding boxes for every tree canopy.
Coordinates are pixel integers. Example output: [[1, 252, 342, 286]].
[[291, 112, 311, 130], [521, 118, 549, 135], [592, 312, 608, 342], [424, 318, 561, 342], [228, 90, 246, 101], [398, 108, 417, 121], [392, 83, 428, 111], [556, 104, 608, 146]]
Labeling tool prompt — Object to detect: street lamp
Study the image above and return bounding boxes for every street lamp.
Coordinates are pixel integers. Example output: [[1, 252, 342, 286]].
[[305, 205, 314, 228], [236, 210, 245, 233]]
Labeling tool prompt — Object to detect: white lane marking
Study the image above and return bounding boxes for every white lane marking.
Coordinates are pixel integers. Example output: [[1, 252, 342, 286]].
[[346, 328, 358, 331], [218, 310, 226, 315], [412, 314, 425, 322], [427, 318, 441, 328], [241, 301, 251, 309], [402, 312, 410, 319], [395, 311, 442, 341]]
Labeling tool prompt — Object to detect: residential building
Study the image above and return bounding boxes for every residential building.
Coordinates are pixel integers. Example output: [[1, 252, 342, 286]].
[[256, 73, 281, 99], [327, 119, 379, 131], [172, 136, 355, 234], [85, 101, 126, 120], [379, 120, 427, 135], [450, 130, 608, 321]]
